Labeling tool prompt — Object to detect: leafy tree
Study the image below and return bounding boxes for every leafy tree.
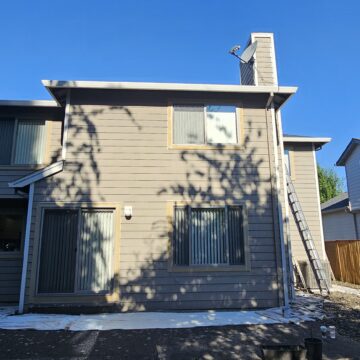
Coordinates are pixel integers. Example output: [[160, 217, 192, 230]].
[[317, 165, 343, 203]]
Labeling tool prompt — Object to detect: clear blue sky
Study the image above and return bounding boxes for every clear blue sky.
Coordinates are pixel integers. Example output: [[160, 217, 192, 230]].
[[0, 0, 359, 184]]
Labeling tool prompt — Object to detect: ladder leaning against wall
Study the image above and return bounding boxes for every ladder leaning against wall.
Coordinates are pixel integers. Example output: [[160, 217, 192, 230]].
[[286, 174, 330, 295]]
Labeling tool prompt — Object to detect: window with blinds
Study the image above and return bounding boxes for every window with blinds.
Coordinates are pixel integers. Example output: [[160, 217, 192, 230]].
[[173, 105, 238, 145], [38, 208, 115, 294], [0, 119, 46, 165], [173, 205, 245, 267]]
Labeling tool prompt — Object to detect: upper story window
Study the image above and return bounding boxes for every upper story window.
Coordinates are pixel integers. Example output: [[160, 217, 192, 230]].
[[0, 119, 46, 165], [173, 105, 238, 145]]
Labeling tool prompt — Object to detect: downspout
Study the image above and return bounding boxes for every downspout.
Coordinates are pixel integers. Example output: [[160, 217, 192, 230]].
[[313, 145, 327, 261], [353, 213, 359, 239], [268, 95, 290, 311], [61, 90, 71, 161], [18, 183, 34, 314], [276, 110, 295, 300]]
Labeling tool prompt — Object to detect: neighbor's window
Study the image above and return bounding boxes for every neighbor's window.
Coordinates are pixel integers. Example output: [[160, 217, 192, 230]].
[[173, 205, 246, 267], [173, 105, 238, 145], [0, 119, 46, 165], [284, 149, 291, 175], [38, 208, 115, 294], [0, 212, 25, 252]]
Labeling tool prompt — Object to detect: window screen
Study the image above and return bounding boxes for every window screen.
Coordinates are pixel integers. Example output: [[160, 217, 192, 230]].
[[173, 105, 205, 144], [0, 119, 15, 165], [0, 118, 46, 165], [78, 210, 114, 292], [14, 120, 46, 165], [173, 205, 245, 267]]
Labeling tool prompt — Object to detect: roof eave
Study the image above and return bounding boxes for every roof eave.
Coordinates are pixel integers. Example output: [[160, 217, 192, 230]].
[[0, 99, 59, 107], [42, 80, 297, 108], [9, 161, 64, 188], [283, 136, 332, 149], [336, 139, 360, 166], [321, 206, 348, 214]]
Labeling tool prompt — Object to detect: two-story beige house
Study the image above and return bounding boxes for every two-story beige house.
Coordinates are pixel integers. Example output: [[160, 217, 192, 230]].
[[0, 33, 330, 312]]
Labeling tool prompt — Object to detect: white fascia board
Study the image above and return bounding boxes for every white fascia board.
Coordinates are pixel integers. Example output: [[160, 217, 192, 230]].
[[251, 32, 275, 38], [283, 136, 332, 144], [0, 100, 59, 107], [42, 80, 297, 95], [8, 161, 64, 188]]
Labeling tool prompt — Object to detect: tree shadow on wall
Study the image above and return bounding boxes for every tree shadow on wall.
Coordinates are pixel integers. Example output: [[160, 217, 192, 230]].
[[33, 101, 283, 314], [118, 114, 284, 312]]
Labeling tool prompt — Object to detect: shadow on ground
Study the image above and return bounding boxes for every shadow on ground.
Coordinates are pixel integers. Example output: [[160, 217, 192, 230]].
[[0, 321, 359, 360]]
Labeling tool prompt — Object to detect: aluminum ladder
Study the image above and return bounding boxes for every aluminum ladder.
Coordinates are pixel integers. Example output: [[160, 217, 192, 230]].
[[286, 174, 330, 295]]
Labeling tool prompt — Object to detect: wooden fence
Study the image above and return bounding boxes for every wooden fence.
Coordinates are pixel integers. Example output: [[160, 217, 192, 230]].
[[325, 240, 360, 285]]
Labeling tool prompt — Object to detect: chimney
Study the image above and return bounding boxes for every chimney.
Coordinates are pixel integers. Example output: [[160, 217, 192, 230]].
[[240, 32, 278, 86]]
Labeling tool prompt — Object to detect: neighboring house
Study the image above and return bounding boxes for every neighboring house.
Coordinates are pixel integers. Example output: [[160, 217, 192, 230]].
[[321, 193, 359, 240], [321, 138, 360, 241], [0, 33, 330, 312]]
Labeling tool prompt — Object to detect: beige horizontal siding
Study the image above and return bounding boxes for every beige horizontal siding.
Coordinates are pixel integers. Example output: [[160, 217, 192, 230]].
[[25, 98, 283, 311], [252, 35, 276, 86], [285, 144, 325, 261]]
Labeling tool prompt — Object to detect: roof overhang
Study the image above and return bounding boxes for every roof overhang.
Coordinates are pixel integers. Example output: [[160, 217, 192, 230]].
[[336, 138, 360, 166], [0, 99, 59, 107], [283, 135, 331, 150], [42, 80, 297, 108], [9, 161, 64, 188]]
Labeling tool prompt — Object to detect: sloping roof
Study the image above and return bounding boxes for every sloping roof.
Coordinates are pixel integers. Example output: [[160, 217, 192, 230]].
[[321, 192, 349, 212], [283, 134, 331, 149], [8, 161, 64, 188], [336, 138, 360, 166], [42, 80, 297, 108]]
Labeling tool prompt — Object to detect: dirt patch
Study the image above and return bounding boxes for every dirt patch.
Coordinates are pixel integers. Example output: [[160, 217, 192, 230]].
[[333, 280, 360, 290], [323, 291, 360, 342]]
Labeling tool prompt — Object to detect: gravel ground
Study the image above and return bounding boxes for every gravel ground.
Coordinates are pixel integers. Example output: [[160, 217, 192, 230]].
[[0, 289, 359, 359], [0, 321, 359, 359], [323, 290, 360, 342]]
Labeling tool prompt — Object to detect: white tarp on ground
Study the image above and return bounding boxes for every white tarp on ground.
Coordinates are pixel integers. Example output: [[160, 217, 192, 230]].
[[0, 294, 324, 331]]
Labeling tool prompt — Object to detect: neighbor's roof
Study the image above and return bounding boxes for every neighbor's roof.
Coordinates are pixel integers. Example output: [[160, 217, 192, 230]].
[[321, 192, 349, 213], [0, 100, 59, 107], [336, 138, 360, 166], [42, 80, 297, 108], [283, 134, 331, 149]]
